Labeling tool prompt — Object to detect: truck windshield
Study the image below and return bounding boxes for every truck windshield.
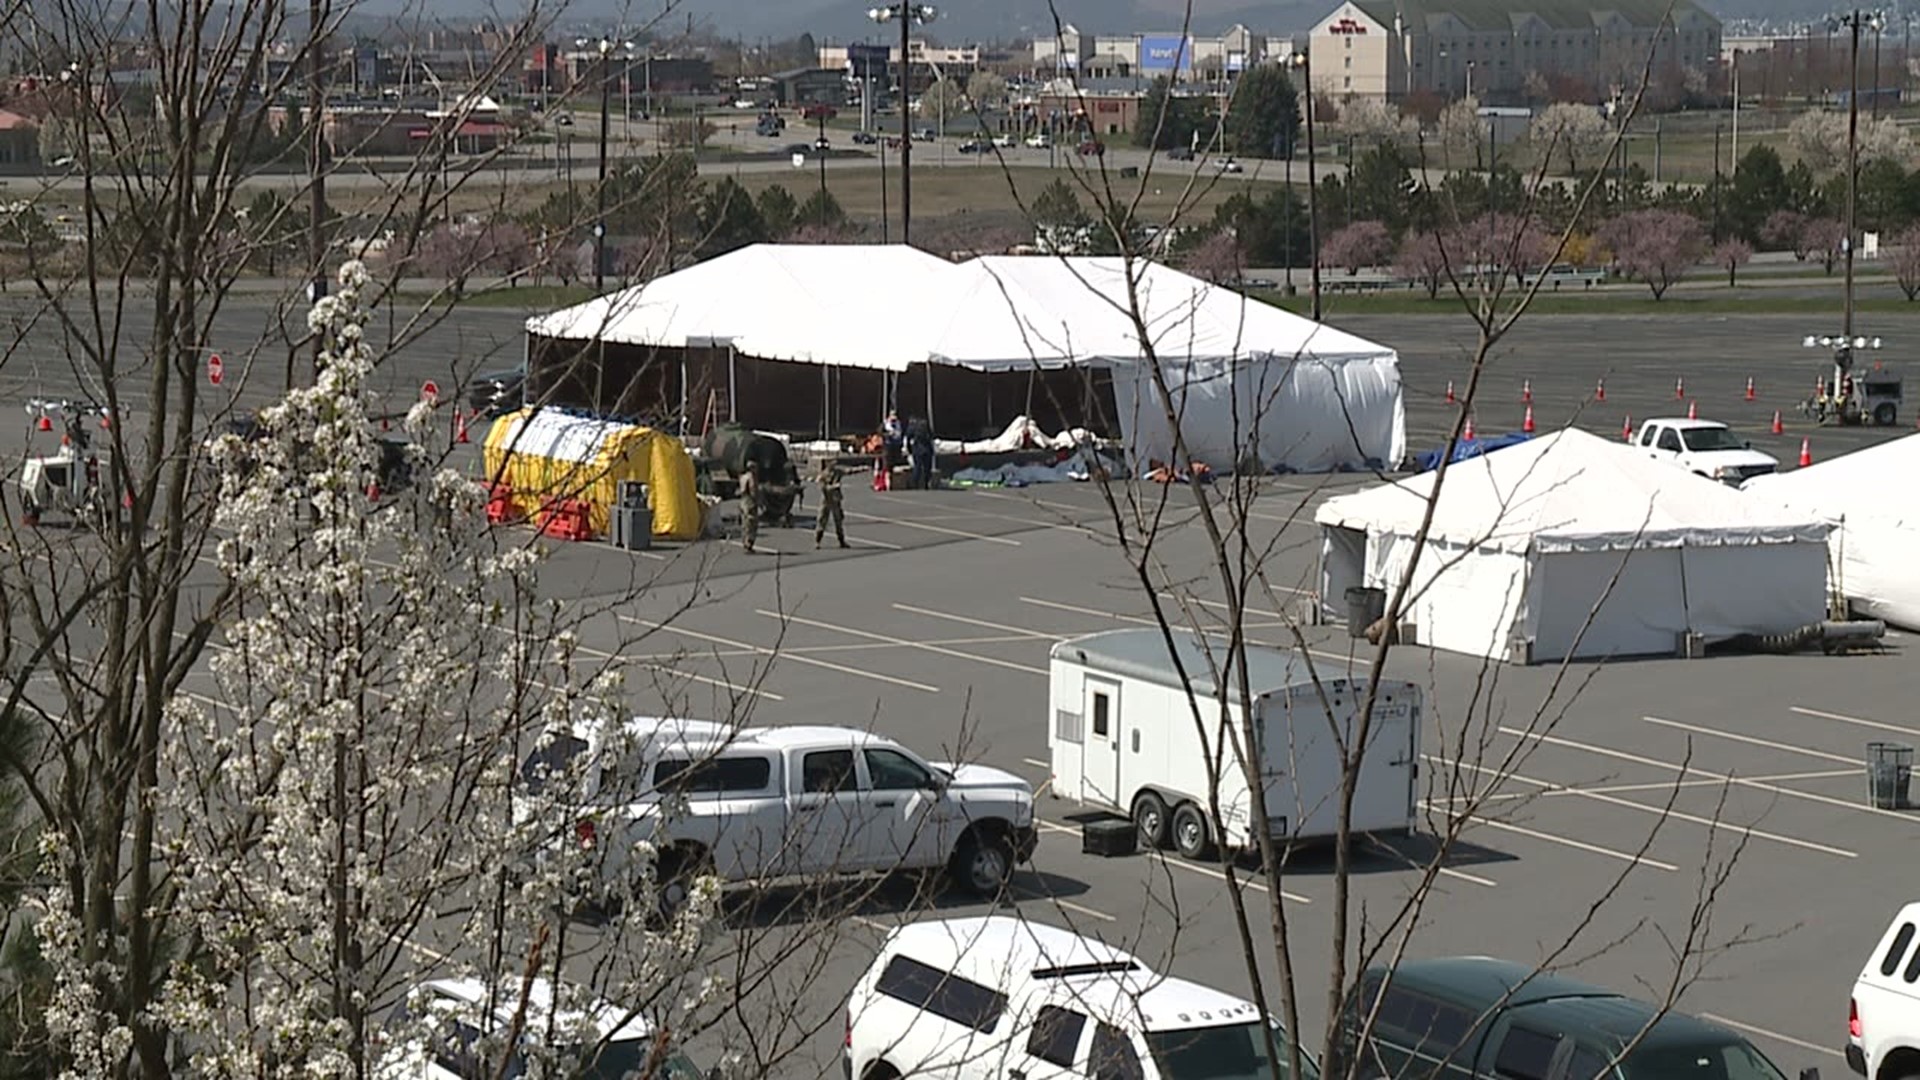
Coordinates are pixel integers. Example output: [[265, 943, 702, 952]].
[[1144, 1021, 1319, 1080], [1621, 1040, 1789, 1080], [1680, 428, 1745, 452]]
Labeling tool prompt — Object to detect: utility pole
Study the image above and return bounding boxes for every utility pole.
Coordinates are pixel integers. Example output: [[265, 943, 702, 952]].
[[1303, 48, 1321, 321], [596, 43, 611, 295], [306, 0, 329, 385], [868, 3, 937, 246]]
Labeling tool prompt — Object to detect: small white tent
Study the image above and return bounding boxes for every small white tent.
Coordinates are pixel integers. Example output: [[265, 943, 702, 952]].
[[1742, 433, 1920, 630], [1315, 429, 1832, 663]]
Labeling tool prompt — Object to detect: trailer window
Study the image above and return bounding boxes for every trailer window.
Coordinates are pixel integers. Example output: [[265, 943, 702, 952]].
[[1093, 693, 1111, 738]]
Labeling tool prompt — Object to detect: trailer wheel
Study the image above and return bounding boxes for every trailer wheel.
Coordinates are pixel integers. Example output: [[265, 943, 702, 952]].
[[1171, 803, 1214, 861], [1131, 791, 1170, 850], [1874, 402, 1898, 426]]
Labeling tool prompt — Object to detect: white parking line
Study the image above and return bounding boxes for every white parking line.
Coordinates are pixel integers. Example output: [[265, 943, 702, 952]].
[[1792, 705, 1920, 739], [628, 663, 786, 703], [1502, 725, 1902, 830], [1020, 597, 1352, 668], [1363, 835, 1498, 888], [1698, 1014, 1844, 1060], [892, 603, 1062, 640], [619, 615, 941, 694], [1428, 753, 1857, 859], [754, 609, 1048, 677], [1642, 715, 1860, 765], [1022, 757, 1050, 769], [1037, 817, 1310, 904], [1426, 802, 1678, 872], [845, 511, 1023, 546]]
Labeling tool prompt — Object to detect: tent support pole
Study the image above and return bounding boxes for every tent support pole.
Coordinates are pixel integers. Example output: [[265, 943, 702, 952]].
[[1025, 366, 1035, 421], [822, 366, 830, 441], [924, 363, 934, 430], [727, 347, 737, 422], [678, 355, 688, 437]]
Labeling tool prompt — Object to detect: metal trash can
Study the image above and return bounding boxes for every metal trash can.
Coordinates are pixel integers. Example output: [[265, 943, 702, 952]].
[[1344, 586, 1387, 639], [611, 481, 653, 551], [1867, 741, 1913, 810]]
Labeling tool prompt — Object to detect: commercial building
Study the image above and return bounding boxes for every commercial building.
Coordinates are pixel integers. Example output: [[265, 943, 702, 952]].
[[1308, 0, 1720, 103], [1033, 25, 1281, 82]]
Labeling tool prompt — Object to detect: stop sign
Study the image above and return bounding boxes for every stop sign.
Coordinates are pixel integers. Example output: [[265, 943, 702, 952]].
[[422, 379, 440, 404], [207, 353, 223, 387]]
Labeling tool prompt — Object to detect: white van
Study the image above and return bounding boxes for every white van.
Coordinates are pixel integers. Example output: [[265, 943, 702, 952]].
[[844, 915, 1316, 1080], [1047, 629, 1421, 858], [1848, 902, 1920, 1079]]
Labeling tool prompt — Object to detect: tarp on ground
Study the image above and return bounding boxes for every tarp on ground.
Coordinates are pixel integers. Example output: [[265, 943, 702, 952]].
[[1314, 429, 1831, 662], [523, 243, 960, 371], [1741, 433, 1920, 630], [921, 257, 1406, 473], [483, 408, 701, 540]]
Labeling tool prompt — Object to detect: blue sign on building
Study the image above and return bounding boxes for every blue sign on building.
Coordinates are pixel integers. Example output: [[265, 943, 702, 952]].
[[1138, 34, 1192, 73]]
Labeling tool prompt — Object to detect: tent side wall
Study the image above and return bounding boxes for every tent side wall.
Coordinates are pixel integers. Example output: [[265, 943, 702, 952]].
[[1366, 531, 1526, 660], [1833, 518, 1920, 631]]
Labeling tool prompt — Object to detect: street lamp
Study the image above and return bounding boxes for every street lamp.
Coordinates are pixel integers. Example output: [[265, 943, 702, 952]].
[[576, 36, 636, 294], [867, 2, 937, 245], [1287, 50, 1321, 320]]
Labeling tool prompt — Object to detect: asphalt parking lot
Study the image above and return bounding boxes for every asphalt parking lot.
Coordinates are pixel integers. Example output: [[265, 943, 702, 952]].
[[15, 297, 1920, 1077]]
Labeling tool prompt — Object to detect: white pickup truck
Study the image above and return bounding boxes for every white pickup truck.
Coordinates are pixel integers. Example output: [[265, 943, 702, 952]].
[[519, 718, 1038, 913], [1635, 418, 1780, 484]]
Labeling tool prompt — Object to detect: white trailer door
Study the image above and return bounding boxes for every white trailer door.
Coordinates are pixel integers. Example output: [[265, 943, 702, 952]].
[[1082, 676, 1123, 808], [1351, 696, 1417, 833]]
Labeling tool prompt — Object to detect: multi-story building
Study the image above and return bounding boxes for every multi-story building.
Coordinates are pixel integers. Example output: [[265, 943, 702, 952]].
[[1308, 0, 1720, 103]]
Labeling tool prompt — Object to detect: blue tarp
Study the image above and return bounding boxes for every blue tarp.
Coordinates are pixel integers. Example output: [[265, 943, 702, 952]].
[[1414, 432, 1532, 471]]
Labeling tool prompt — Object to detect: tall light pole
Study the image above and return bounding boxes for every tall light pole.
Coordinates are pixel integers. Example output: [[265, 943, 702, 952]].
[[867, 2, 937, 245], [1299, 50, 1321, 320], [578, 36, 635, 294]]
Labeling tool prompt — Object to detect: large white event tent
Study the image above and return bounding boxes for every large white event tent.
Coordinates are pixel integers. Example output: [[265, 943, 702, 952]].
[[525, 245, 1406, 473], [1315, 429, 1831, 663], [1742, 433, 1920, 630]]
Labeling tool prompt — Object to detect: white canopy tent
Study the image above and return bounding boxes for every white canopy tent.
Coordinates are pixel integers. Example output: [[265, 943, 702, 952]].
[[1315, 429, 1832, 663], [1742, 433, 1920, 630], [526, 245, 1406, 472]]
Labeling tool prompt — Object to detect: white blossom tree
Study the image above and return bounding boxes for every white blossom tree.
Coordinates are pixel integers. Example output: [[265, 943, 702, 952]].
[[1529, 101, 1611, 175]]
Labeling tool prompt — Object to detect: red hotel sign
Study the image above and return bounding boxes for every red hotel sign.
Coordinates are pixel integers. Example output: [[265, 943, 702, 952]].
[[1329, 16, 1369, 33]]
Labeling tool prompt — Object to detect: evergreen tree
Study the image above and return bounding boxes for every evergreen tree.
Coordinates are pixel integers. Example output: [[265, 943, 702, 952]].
[[696, 177, 769, 258], [1221, 65, 1299, 159], [757, 185, 799, 236], [1133, 76, 1207, 151]]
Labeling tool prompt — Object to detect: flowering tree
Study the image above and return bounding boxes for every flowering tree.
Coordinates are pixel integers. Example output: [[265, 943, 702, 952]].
[[1597, 208, 1709, 299], [1713, 238, 1753, 286], [1180, 229, 1246, 284], [1529, 102, 1610, 175], [1761, 209, 1809, 257], [1320, 220, 1393, 275], [1803, 216, 1847, 274], [1436, 95, 1483, 170], [1394, 231, 1449, 298], [1892, 226, 1920, 300], [1336, 96, 1416, 143]]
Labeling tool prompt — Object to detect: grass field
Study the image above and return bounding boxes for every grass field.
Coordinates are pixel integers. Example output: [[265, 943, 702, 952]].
[[1255, 288, 1920, 317]]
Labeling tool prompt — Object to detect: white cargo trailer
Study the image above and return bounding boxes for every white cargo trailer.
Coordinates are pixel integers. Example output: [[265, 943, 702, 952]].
[[1047, 628, 1421, 858]]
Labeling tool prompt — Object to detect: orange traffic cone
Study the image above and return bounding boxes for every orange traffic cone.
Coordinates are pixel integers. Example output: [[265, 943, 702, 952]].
[[1675, 377, 1685, 400], [1521, 379, 1532, 404], [1463, 415, 1477, 441], [381, 416, 390, 432], [1798, 438, 1812, 468], [1744, 377, 1756, 401], [455, 409, 471, 444], [1522, 404, 1536, 433], [36, 413, 51, 432], [367, 481, 381, 502], [98, 411, 111, 430], [1445, 380, 1456, 404], [1770, 410, 1783, 435], [1595, 378, 1606, 402], [1686, 400, 1698, 420], [1622, 414, 1633, 441]]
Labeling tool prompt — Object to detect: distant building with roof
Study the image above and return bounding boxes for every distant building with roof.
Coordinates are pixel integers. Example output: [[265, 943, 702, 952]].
[[1310, 0, 1720, 103]]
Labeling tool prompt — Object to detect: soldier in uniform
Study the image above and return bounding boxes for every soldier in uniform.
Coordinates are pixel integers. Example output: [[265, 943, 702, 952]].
[[813, 459, 848, 549], [739, 467, 761, 553]]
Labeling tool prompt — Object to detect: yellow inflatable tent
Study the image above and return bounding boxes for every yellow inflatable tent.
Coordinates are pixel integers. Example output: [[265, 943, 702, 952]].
[[483, 409, 701, 541]]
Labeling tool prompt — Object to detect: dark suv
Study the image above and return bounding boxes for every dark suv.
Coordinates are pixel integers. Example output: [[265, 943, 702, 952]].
[[466, 367, 526, 419]]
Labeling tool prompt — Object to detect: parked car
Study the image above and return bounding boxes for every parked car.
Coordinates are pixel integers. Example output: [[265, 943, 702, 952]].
[[1023, 133, 1052, 149], [914, 127, 936, 142], [518, 718, 1038, 914], [1635, 418, 1779, 483], [957, 138, 991, 153], [852, 130, 879, 145], [1077, 139, 1105, 157], [847, 916, 1316, 1080], [1166, 146, 1195, 161], [991, 134, 1014, 148], [1216, 157, 1243, 173], [466, 366, 525, 419], [1342, 957, 1808, 1080], [782, 143, 814, 157], [1848, 902, 1920, 1079], [553, 114, 573, 127], [812, 135, 832, 151], [376, 976, 709, 1080]]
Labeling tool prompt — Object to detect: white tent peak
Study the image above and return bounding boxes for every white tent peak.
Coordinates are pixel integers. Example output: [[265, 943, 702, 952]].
[[1743, 431, 1919, 526], [1317, 428, 1830, 553]]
